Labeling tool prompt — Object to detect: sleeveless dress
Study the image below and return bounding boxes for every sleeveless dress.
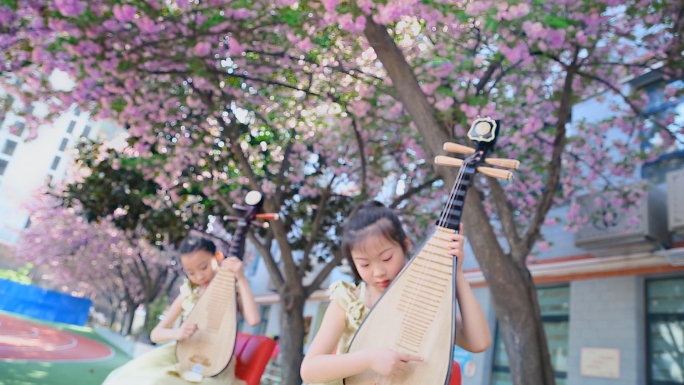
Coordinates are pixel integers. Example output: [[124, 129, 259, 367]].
[[311, 280, 370, 385], [102, 280, 246, 385]]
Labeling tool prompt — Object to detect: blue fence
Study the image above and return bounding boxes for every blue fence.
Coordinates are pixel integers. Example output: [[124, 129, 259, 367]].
[[0, 279, 92, 326]]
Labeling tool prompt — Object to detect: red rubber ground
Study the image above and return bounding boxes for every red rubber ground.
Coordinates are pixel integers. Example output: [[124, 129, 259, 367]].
[[0, 313, 113, 361]]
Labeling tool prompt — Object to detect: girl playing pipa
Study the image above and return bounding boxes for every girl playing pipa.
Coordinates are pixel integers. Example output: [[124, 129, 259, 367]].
[[300, 201, 491, 385], [302, 117, 515, 384], [102, 235, 260, 385]]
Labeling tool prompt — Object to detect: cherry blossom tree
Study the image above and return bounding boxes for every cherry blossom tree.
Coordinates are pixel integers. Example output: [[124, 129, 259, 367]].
[[2, 0, 683, 384], [16, 192, 179, 335]]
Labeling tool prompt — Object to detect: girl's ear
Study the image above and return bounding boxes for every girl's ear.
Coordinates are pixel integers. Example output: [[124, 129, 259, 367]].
[[404, 235, 411, 251], [215, 251, 225, 263]]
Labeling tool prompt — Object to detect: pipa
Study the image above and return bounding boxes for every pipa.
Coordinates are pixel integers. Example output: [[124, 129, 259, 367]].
[[175, 190, 278, 379], [344, 118, 518, 385]]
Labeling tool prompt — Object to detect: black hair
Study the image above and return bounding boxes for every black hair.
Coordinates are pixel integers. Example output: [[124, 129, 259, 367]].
[[178, 235, 217, 256], [341, 200, 408, 282]]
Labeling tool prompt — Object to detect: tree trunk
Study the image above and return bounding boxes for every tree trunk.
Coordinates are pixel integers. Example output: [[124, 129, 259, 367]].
[[279, 289, 306, 385], [363, 17, 556, 385], [463, 190, 556, 385], [108, 306, 117, 328], [121, 309, 135, 336]]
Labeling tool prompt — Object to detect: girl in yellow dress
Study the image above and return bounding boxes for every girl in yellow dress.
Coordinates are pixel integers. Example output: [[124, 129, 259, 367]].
[[300, 201, 492, 384], [102, 236, 261, 385]]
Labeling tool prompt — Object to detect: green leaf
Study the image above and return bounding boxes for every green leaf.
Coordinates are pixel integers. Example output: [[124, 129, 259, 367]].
[[544, 15, 572, 29], [111, 97, 127, 113], [0, 0, 18, 10]]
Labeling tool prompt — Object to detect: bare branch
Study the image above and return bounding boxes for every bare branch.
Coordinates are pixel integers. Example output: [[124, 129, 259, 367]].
[[486, 176, 521, 249], [389, 177, 440, 209], [516, 47, 580, 263], [247, 232, 284, 288], [351, 118, 368, 198], [297, 178, 335, 277], [305, 249, 345, 297], [577, 70, 682, 144]]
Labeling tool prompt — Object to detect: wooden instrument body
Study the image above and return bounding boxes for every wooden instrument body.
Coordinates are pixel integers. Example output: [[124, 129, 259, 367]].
[[344, 227, 458, 385], [175, 268, 238, 377]]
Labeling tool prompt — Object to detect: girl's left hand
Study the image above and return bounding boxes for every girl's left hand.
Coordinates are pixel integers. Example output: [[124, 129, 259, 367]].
[[446, 223, 466, 272], [221, 256, 245, 279]]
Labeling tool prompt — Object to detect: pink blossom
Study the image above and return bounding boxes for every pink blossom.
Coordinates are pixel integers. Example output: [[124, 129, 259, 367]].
[[323, 0, 340, 12], [54, 0, 86, 17], [228, 37, 243, 56], [194, 42, 212, 56], [113, 4, 137, 23]]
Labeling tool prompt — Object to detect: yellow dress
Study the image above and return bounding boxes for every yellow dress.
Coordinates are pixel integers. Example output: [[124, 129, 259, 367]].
[[102, 280, 246, 385], [311, 280, 370, 385]]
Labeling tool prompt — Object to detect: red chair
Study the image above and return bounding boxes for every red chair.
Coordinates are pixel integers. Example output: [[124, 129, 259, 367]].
[[449, 361, 462, 385], [234, 333, 278, 385]]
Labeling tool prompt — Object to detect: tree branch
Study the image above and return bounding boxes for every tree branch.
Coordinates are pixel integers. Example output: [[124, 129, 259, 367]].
[[389, 177, 440, 209], [516, 48, 580, 264], [247, 232, 284, 288], [305, 250, 345, 297], [297, 178, 335, 277], [351, 118, 368, 198], [486, 176, 521, 250]]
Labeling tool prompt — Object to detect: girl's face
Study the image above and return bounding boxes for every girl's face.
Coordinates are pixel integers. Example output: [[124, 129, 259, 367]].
[[350, 235, 407, 292], [180, 250, 219, 287]]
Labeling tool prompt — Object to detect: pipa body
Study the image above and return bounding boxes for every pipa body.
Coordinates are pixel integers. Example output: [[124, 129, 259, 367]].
[[175, 191, 271, 378], [345, 227, 459, 385], [175, 269, 238, 376], [345, 117, 505, 385]]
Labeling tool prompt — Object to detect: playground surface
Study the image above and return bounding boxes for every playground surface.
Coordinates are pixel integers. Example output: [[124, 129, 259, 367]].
[[0, 311, 131, 385]]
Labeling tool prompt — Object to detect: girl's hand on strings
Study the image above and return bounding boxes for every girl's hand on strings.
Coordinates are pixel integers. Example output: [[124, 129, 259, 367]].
[[368, 348, 423, 377], [447, 223, 466, 272], [176, 322, 198, 341], [221, 256, 246, 279]]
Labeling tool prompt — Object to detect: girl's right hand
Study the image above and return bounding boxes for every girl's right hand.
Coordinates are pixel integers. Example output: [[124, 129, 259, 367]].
[[176, 322, 198, 341], [367, 349, 423, 377]]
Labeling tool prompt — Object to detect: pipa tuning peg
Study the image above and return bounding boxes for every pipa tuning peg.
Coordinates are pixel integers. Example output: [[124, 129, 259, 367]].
[[443, 142, 475, 155], [442, 143, 520, 170], [434, 155, 513, 181], [232, 204, 248, 211], [256, 213, 280, 221], [483, 157, 520, 170]]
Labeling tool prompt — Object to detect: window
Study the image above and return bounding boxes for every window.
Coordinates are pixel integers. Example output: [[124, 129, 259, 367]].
[[74, 107, 80, 116], [0, 159, 8, 175], [58, 138, 68, 151], [2, 140, 17, 156], [66, 120, 76, 134], [646, 277, 684, 385], [11, 122, 25, 136], [491, 286, 570, 385], [50, 156, 61, 170], [24, 217, 31, 229], [82, 125, 92, 138]]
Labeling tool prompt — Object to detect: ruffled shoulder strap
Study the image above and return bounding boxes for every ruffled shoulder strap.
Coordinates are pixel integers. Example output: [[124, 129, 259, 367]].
[[178, 279, 201, 316], [328, 280, 368, 329]]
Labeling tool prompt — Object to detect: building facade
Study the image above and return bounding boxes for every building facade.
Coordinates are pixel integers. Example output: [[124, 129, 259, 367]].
[[0, 102, 123, 244]]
